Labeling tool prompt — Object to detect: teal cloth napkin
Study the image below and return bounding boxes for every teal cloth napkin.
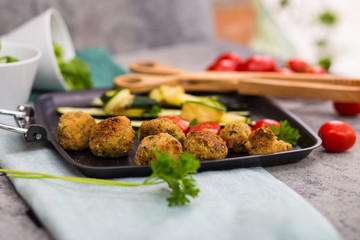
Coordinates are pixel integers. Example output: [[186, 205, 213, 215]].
[[76, 47, 127, 88], [0, 48, 341, 240], [0, 117, 341, 240]]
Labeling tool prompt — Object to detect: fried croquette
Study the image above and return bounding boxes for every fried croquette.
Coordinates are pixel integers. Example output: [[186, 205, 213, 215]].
[[184, 131, 228, 161], [57, 111, 96, 151], [219, 120, 251, 152], [134, 133, 183, 165], [139, 118, 185, 144], [244, 125, 292, 155], [89, 116, 135, 158]]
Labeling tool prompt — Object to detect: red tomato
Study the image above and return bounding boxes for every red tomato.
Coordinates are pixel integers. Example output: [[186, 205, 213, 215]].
[[306, 66, 327, 74], [215, 52, 242, 66], [275, 68, 294, 74], [239, 55, 277, 72], [318, 120, 356, 152], [188, 122, 221, 135], [207, 58, 238, 71], [158, 116, 190, 133], [287, 58, 308, 72], [253, 119, 280, 131], [333, 102, 360, 116]]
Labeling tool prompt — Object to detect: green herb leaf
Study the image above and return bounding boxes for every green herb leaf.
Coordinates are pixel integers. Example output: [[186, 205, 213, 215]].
[[280, 0, 289, 8], [318, 11, 337, 26], [148, 150, 200, 206], [317, 57, 332, 71], [0, 56, 19, 63], [0, 43, 19, 63], [189, 118, 198, 128], [0, 150, 200, 206], [59, 58, 92, 90], [53, 42, 92, 90], [270, 120, 301, 146]]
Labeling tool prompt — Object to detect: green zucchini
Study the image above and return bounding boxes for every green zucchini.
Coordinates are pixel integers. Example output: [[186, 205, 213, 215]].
[[103, 88, 134, 114], [180, 101, 226, 123], [57, 106, 181, 118]]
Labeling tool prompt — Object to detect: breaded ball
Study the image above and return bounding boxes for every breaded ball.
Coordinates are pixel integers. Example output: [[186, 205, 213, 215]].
[[219, 120, 252, 152], [57, 111, 96, 151], [89, 116, 135, 158], [139, 118, 185, 144], [184, 131, 228, 161], [134, 133, 183, 165], [244, 125, 292, 155]]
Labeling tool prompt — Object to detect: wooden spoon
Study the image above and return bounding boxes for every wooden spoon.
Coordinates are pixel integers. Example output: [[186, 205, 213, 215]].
[[129, 61, 360, 87], [113, 72, 360, 102]]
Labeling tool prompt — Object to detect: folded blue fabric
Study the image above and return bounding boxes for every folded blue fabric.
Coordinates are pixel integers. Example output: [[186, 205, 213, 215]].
[[0, 114, 341, 240], [76, 47, 127, 88]]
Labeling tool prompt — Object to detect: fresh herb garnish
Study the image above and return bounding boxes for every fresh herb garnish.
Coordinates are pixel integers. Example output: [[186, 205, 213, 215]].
[[147, 150, 200, 206], [270, 120, 301, 146], [189, 118, 198, 128], [0, 43, 19, 63], [53, 42, 92, 90], [144, 104, 161, 117], [0, 151, 200, 206]]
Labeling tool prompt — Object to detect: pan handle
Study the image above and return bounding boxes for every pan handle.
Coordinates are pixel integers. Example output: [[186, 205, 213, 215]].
[[0, 105, 48, 142]]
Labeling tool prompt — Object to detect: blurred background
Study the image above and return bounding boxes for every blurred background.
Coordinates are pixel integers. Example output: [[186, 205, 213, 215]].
[[1, 0, 359, 76], [212, 0, 360, 77]]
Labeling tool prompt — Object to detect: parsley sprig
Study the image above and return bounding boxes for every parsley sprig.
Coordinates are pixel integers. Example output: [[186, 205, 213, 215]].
[[147, 150, 200, 206], [270, 120, 301, 146], [0, 151, 200, 206]]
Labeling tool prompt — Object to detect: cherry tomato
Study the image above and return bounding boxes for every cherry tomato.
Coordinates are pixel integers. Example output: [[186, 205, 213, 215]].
[[318, 120, 356, 152], [188, 122, 221, 135], [287, 58, 308, 72], [158, 116, 190, 133], [207, 58, 238, 71], [306, 65, 327, 74], [333, 102, 360, 116], [275, 68, 294, 74], [214, 52, 242, 67], [239, 55, 277, 72], [253, 119, 280, 131]]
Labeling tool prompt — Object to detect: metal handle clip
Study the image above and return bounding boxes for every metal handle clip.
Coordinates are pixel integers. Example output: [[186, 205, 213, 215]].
[[0, 105, 47, 142]]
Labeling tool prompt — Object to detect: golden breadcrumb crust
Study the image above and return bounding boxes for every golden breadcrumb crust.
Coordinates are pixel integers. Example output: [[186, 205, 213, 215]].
[[134, 133, 182, 165], [57, 111, 96, 151], [219, 120, 251, 152], [244, 125, 292, 155], [89, 116, 135, 158], [184, 131, 228, 161]]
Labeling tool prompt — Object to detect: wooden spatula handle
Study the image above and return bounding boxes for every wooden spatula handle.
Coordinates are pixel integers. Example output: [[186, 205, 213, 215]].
[[237, 78, 360, 102]]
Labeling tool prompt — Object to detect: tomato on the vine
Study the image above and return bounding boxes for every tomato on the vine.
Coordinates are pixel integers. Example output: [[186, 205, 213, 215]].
[[215, 52, 242, 66], [333, 102, 360, 116], [188, 122, 221, 135], [238, 55, 277, 72], [287, 58, 308, 72], [158, 116, 190, 133], [207, 58, 238, 71], [252, 119, 280, 131], [318, 120, 356, 152]]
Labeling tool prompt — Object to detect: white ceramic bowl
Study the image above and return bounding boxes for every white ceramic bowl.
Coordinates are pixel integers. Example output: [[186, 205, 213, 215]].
[[2, 8, 75, 91], [0, 42, 41, 109]]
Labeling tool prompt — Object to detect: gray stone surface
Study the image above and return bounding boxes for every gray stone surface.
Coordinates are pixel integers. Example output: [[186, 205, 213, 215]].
[[0, 174, 51, 240]]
